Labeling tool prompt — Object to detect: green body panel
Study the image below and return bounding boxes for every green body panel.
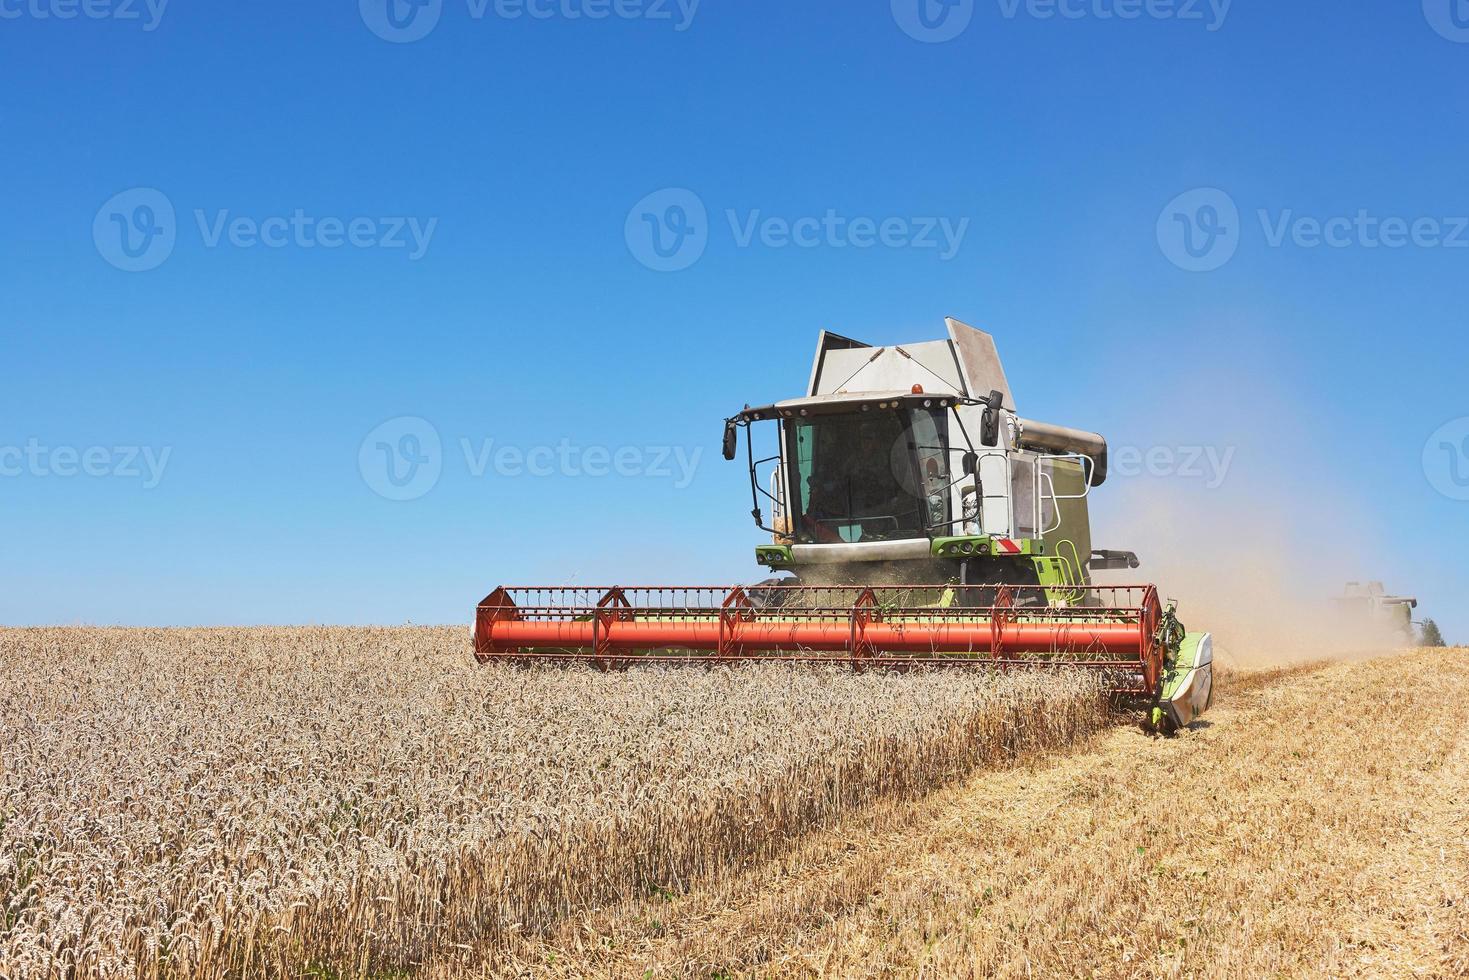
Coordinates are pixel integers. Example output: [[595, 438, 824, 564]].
[[1161, 633, 1209, 703], [931, 535, 1045, 558], [756, 544, 794, 568], [1390, 602, 1414, 634], [756, 535, 1060, 569], [1032, 555, 1083, 606], [1154, 631, 1214, 731]]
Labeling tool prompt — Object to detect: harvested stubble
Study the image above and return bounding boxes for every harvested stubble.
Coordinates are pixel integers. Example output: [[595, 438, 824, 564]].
[[0, 627, 1109, 978]]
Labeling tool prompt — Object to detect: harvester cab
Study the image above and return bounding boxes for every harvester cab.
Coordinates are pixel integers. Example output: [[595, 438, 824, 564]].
[[726, 318, 1125, 601], [474, 317, 1213, 733]]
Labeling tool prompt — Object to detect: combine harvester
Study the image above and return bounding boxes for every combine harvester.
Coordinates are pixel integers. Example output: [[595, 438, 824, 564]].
[[474, 319, 1213, 731], [1334, 581, 1420, 646]]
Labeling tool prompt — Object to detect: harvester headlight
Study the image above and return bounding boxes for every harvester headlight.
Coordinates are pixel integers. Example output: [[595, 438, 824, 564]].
[[923, 399, 932, 407], [960, 542, 975, 554]]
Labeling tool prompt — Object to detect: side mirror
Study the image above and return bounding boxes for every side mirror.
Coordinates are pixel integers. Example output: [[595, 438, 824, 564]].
[[722, 420, 739, 461], [962, 451, 978, 476], [980, 410, 999, 448], [979, 389, 1003, 448]]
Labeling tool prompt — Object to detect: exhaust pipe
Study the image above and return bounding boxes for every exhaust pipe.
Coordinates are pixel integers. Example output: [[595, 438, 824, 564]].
[[1015, 418, 1108, 487]]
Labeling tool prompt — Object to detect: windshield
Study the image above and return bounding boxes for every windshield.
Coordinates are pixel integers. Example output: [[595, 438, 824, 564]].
[[786, 408, 952, 544]]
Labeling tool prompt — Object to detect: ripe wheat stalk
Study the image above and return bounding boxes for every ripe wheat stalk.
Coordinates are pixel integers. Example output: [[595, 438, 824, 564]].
[[0, 627, 1109, 978]]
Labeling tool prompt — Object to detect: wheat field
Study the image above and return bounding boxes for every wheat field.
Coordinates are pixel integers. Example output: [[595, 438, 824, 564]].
[[499, 650, 1469, 979], [0, 628, 1109, 979]]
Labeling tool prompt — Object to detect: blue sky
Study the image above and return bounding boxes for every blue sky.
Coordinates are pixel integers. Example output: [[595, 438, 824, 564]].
[[2, 0, 1465, 639]]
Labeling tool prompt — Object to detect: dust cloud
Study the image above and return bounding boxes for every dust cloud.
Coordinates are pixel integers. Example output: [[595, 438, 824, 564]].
[[1084, 355, 1413, 671], [1093, 484, 1411, 671]]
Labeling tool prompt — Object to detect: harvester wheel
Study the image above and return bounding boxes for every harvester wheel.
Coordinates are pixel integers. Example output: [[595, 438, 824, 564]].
[[1142, 706, 1179, 737], [1141, 666, 1179, 736]]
